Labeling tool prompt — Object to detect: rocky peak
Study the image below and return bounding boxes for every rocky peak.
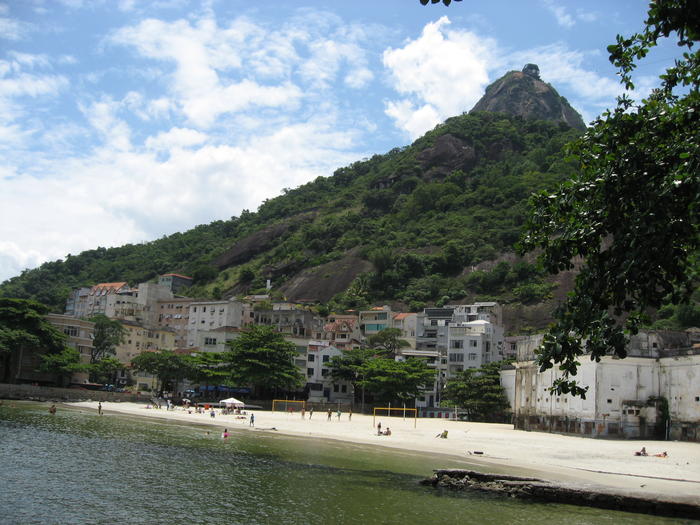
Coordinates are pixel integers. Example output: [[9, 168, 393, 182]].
[[470, 64, 586, 131]]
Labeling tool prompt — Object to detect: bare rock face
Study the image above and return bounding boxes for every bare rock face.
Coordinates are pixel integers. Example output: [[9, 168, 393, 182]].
[[277, 252, 373, 303], [213, 213, 314, 269], [416, 133, 477, 179], [471, 64, 586, 131]]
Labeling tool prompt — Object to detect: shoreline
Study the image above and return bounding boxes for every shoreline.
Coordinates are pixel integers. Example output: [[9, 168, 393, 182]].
[[65, 400, 700, 509]]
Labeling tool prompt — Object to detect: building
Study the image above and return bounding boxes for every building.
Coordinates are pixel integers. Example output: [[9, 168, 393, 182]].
[[359, 306, 393, 337], [252, 304, 315, 337], [187, 299, 246, 348], [83, 282, 130, 318], [156, 297, 194, 349], [445, 320, 504, 378], [392, 313, 417, 349], [312, 314, 361, 351], [46, 314, 95, 384], [194, 326, 241, 353], [506, 331, 700, 442], [305, 340, 353, 403], [158, 273, 193, 294], [65, 287, 91, 318], [116, 321, 177, 389]]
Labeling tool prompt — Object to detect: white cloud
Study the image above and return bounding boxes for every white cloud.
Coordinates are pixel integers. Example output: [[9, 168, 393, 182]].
[[0, 16, 26, 41], [383, 16, 494, 139], [110, 15, 306, 128], [542, 0, 575, 28], [145, 127, 208, 151]]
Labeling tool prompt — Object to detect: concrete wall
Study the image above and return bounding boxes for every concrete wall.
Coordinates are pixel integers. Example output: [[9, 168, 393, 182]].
[[0, 382, 152, 403]]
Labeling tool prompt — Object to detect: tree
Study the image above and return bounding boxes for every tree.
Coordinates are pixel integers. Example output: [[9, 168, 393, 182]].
[[356, 357, 435, 404], [442, 361, 511, 422], [90, 355, 125, 385], [419, 0, 462, 6], [367, 328, 410, 357], [131, 350, 191, 396], [223, 325, 304, 395], [519, 0, 700, 396], [39, 347, 88, 387], [0, 298, 67, 383], [89, 314, 126, 364], [185, 352, 228, 387]]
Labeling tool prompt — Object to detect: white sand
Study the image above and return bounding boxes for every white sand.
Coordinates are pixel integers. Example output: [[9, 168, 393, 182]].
[[69, 401, 700, 504]]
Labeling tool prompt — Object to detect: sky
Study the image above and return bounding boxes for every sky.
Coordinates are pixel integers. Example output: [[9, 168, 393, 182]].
[[0, 0, 674, 283]]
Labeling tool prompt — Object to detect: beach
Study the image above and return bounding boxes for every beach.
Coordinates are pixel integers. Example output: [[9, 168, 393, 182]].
[[69, 401, 700, 505]]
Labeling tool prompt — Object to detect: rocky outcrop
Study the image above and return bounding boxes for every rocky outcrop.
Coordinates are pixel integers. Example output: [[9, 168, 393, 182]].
[[214, 213, 314, 269], [416, 133, 477, 179], [471, 64, 586, 131], [277, 252, 373, 303], [422, 469, 700, 519]]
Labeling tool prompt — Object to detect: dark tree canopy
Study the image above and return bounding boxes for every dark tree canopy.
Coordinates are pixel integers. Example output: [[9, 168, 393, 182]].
[[520, 0, 699, 396], [89, 314, 126, 364], [0, 298, 67, 383], [223, 325, 304, 395], [442, 361, 511, 422]]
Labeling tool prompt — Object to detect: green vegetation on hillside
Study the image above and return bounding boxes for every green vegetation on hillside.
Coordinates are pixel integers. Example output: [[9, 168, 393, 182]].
[[1, 112, 582, 311]]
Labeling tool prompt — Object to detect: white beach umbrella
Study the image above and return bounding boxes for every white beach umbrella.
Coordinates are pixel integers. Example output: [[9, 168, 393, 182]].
[[219, 397, 245, 407]]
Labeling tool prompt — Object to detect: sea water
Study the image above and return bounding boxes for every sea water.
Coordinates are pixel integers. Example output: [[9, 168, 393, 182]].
[[0, 402, 695, 525]]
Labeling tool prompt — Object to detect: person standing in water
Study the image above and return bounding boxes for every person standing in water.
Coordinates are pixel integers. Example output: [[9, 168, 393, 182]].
[[98, 402, 102, 415]]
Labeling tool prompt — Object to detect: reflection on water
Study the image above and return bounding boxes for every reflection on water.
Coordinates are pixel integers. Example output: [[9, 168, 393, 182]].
[[0, 403, 693, 525]]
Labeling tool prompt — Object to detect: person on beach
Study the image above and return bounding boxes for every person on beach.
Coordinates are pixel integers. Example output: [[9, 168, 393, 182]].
[[348, 409, 352, 421], [377, 422, 382, 435], [634, 447, 648, 456], [210, 409, 216, 418], [327, 409, 332, 421], [436, 430, 448, 439], [384, 428, 391, 436], [222, 429, 229, 438], [309, 408, 313, 419], [98, 402, 102, 415], [301, 407, 305, 418], [336, 409, 341, 420], [653, 451, 668, 457], [249, 413, 255, 427], [48, 404, 56, 415]]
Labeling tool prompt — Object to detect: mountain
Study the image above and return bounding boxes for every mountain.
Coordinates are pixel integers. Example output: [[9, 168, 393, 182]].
[[471, 64, 586, 131], [0, 67, 587, 333]]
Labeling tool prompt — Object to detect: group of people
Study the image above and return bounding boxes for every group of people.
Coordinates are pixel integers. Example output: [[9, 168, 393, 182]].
[[634, 447, 668, 457], [376, 422, 391, 436]]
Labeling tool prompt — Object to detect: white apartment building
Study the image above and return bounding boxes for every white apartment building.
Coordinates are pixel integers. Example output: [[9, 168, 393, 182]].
[[445, 319, 504, 378], [305, 340, 353, 403], [187, 299, 246, 348]]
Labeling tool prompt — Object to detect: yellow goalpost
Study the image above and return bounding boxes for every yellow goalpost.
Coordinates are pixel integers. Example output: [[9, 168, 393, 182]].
[[373, 407, 418, 428], [272, 399, 306, 412]]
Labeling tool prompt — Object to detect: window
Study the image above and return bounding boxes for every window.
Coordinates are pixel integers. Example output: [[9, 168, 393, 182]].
[[341, 385, 347, 393], [430, 320, 437, 326], [333, 384, 339, 392], [468, 353, 477, 360], [308, 354, 315, 362], [469, 340, 478, 347], [448, 353, 464, 362], [63, 326, 78, 337], [322, 355, 330, 363], [321, 368, 329, 377], [307, 368, 314, 376], [203, 307, 206, 312], [204, 337, 217, 345], [193, 306, 197, 312], [450, 340, 463, 349]]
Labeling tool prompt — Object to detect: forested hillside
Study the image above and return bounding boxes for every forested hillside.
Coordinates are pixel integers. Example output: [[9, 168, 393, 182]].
[[0, 110, 581, 318]]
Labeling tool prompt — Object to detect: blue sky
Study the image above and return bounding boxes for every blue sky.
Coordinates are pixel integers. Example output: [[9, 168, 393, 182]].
[[0, 1, 673, 282]]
